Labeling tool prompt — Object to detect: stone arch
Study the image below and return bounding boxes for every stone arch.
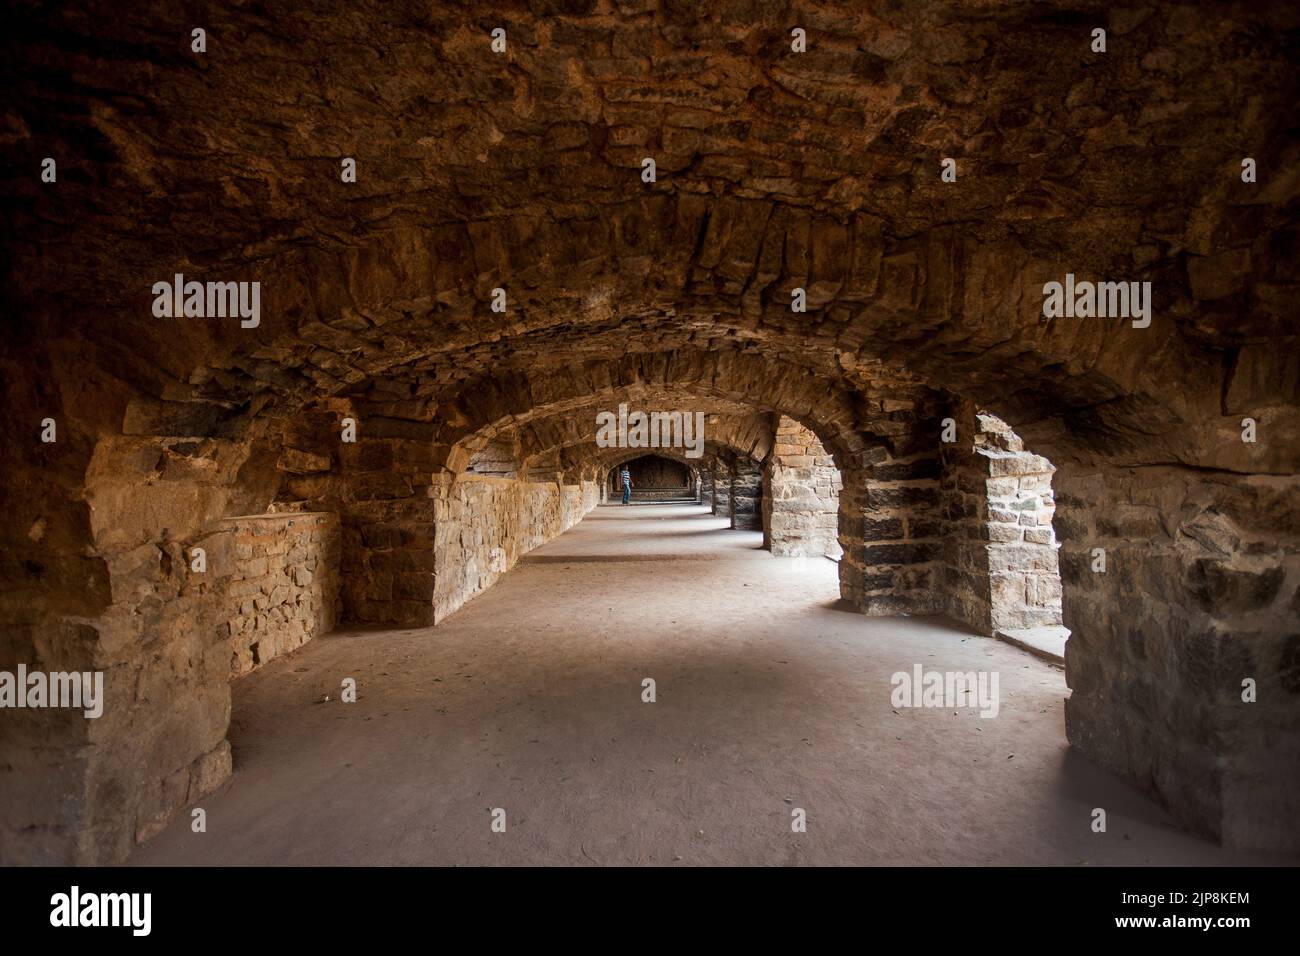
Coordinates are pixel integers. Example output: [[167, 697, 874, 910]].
[[516, 412, 775, 479], [427, 349, 905, 477], [465, 435, 519, 478], [2, 0, 1297, 865]]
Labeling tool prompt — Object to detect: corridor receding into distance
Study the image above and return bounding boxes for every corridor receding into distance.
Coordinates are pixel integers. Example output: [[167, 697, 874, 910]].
[[129, 502, 1279, 867], [2, 0, 1297, 873]]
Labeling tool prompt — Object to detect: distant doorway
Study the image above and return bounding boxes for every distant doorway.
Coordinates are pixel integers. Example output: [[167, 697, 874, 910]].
[[608, 454, 695, 502]]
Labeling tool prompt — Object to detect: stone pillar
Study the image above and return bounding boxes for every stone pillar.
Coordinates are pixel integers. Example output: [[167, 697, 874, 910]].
[[0, 363, 106, 864], [4, 417, 289, 864], [713, 461, 732, 519], [938, 418, 992, 632], [833, 390, 950, 616], [837, 462, 870, 608], [698, 463, 712, 504], [330, 417, 438, 629], [731, 459, 762, 530], [765, 417, 841, 556], [986, 458, 1061, 631], [846, 447, 945, 616], [938, 407, 1062, 633], [1057, 465, 1300, 850]]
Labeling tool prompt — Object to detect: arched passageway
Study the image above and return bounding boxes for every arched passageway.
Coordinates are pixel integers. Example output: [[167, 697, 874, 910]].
[[1, 0, 1297, 866], [125, 502, 1286, 866]]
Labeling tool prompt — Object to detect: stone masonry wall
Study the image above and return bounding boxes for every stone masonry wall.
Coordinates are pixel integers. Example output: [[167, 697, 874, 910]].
[[939, 429, 993, 632], [285, 411, 604, 629], [983, 449, 1062, 631], [275, 409, 441, 630], [434, 477, 600, 623], [218, 512, 341, 678], [712, 461, 732, 518], [765, 417, 841, 557], [834, 390, 950, 617], [840, 448, 945, 616], [731, 459, 763, 530], [7, 431, 287, 864], [939, 409, 1063, 633], [1057, 466, 1300, 850]]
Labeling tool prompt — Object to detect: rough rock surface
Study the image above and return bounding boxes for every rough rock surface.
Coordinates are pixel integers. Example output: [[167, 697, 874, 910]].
[[765, 417, 842, 557], [0, 0, 1297, 861]]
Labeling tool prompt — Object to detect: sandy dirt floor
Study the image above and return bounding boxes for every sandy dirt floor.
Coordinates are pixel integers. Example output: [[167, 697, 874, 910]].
[[128, 504, 1297, 866]]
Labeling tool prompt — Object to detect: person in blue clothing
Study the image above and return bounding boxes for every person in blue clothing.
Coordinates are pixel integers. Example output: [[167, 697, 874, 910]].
[[620, 464, 633, 504]]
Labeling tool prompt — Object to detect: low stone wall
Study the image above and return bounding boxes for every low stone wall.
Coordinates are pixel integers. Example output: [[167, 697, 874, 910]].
[[217, 512, 341, 678], [434, 477, 600, 622], [630, 487, 694, 501]]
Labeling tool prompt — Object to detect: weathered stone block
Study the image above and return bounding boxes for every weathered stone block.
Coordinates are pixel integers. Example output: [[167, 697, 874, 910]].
[[866, 484, 939, 509]]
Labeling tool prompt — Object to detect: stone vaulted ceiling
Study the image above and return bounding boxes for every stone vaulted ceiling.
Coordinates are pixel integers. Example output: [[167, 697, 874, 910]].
[[1, 0, 1299, 869], [2, 0, 1298, 473]]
